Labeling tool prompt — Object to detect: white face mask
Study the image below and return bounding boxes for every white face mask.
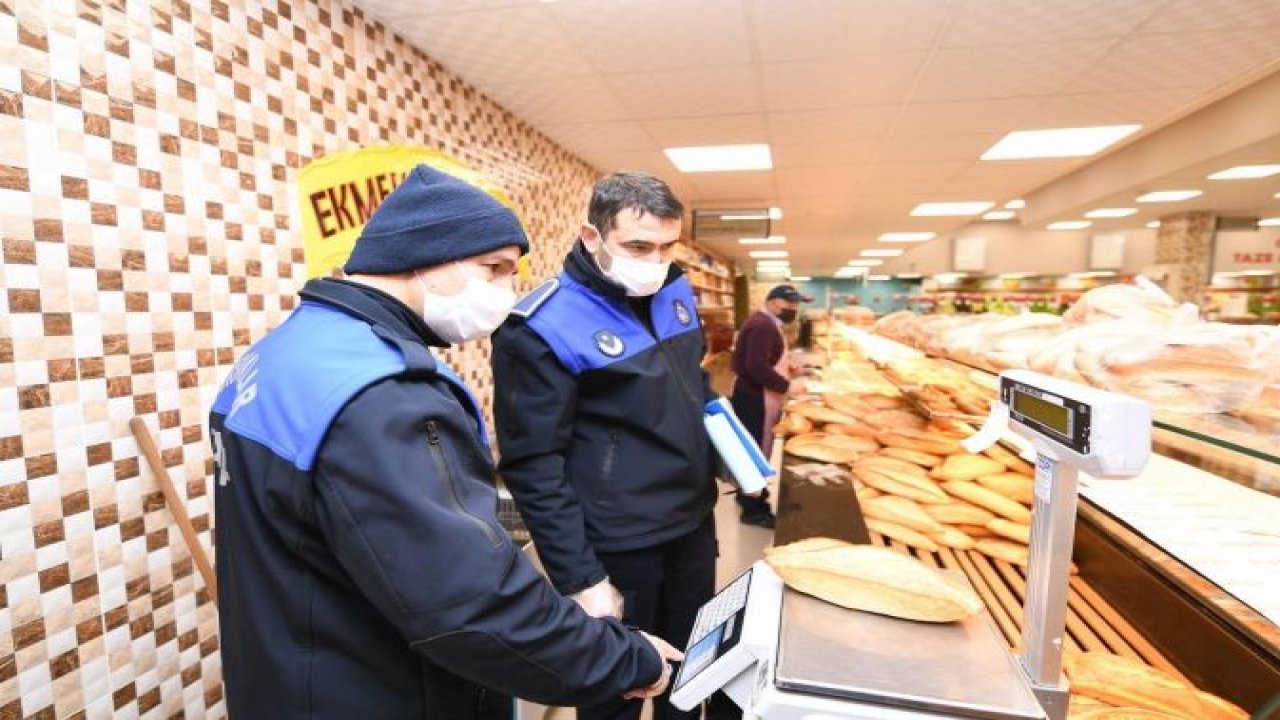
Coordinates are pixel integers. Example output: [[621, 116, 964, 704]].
[[591, 230, 670, 297], [417, 266, 516, 344]]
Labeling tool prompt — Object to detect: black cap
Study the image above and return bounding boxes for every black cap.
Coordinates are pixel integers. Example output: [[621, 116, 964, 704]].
[[766, 284, 813, 303]]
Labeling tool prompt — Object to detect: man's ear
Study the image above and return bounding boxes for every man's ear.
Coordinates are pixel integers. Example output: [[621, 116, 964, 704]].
[[580, 224, 601, 251]]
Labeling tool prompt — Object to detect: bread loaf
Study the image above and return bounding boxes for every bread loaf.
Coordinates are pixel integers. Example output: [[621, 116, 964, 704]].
[[1063, 652, 1207, 719], [982, 443, 1034, 475], [1195, 691, 1248, 720], [855, 486, 882, 502], [853, 461, 951, 503], [974, 539, 1030, 566], [956, 524, 997, 539], [773, 413, 814, 437], [824, 393, 874, 418], [857, 455, 931, 479], [863, 394, 908, 410], [862, 496, 945, 533], [879, 447, 943, 467], [825, 421, 879, 439], [932, 454, 1008, 482], [867, 409, 927, 431], [877, 429, 964, 456], [855, 468, 952, 505], [986, 518, 1031, 544], [943, 482, 1033, 523], [764, 537, 854, 558], [977, 473, 1036, 504], [1071, 709, 1183, 720], [923, 501, 995, 526], [865, 518, 939, 552], [929, 526, 976, 550], [765, 543, 982, 622]]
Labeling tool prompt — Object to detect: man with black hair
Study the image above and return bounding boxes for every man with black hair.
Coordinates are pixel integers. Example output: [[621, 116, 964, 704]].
[[493, 171, 728, 720]]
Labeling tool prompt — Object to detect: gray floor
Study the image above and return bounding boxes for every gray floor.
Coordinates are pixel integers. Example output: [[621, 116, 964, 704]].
[[525, 483, 778, 720]]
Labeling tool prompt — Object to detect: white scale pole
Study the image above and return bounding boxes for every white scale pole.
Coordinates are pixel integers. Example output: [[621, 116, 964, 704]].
[[1018, 445, 1078, 720]]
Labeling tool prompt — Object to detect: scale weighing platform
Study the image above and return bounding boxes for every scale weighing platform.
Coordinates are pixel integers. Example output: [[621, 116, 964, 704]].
[[672, 371, 1152, 720]]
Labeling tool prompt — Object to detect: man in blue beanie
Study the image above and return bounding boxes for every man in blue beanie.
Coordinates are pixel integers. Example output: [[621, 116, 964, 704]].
[[210, 164, 681, 720]]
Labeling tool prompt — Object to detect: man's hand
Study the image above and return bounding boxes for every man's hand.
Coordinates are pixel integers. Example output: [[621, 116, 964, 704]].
[[571, 578, 623, 619], [622, 632, 684, 700]]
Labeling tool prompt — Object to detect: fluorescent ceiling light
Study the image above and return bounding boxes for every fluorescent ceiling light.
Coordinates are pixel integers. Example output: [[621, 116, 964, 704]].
[[1136, 189, 1201, 203], [664, 144, 772, 172], [1240, 269, 1277, 276], [934, 272, 966, 282], [910, 201, 994, 217], [1259, 217, 1280, 227], [867, 275, 891, 281], [1005, 199, 1026, 209], [981, 124, 1141, 160], [879, 232, 937, 243], [1047, 220, 1092, 230], [749, 250, 789, 259], [769, 207, 783, 220], [1084, 207, 1138, 218], [1275, 192, 1280, 199], [739, 236, 786, 245], [788, 275, 810, 281], [848, 259, 884, 267], [1146, 221, 1161, 229], [860, 248, 905, 258], [1207, 164, 1280, 180], [897, 273, 923, 279], [756, 260, 791, 268], [983, 210, 1016, 220], [1071, 271, 1116, 278]]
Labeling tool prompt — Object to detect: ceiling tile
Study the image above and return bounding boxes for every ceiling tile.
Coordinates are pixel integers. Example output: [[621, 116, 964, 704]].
[[869, 161, 972, 183], [753, 0, 948, 62], [771, 142, 880, 168], [605, 66, 764, 120], [1139, 0, 1280, 33], [685, 172, 777, 204], [913, 41, 1117, 102], [641, 115, 767, 148], [765, 107, 899, 145], [876, 133, 1003, 163], [943, 0, 1164, 48], [1067, 27, 1280, 94], [483, 73, 633, 126], [775, 165, 867, 198], [540, 121, 655, 154], [548, 0, 751, 74], [761, 53, 927, 110]]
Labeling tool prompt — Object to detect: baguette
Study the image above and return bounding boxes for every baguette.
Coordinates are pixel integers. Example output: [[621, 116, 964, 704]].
[[974, 538, 1030, 566], [773, 413, 814, 437], [944, 482, 1033, 523], [856, 455, 931, 480], [765, 543, 982, 622], [820, 435, 880, 454], [764, 537, 854, 558], [983, 443, 1035, 475], [865, 518, 940, 552], [977, 473, 1036, 505], [932, 454, 1008, 482], [1071, 709, 1183, 719], [853, 464, 951, 503], [862, 496, 945, 533], [929, 526, 976, 550], [790, 404, 856, 425], [824, 393, 874, 418], [867, 409, 927, 431], [956, 524, 997, 539], [855, 486, 883, 502], [1063, 652, 1206, 719], [986, 518, 1031, 544], [863, 394, 908, 410], [876, 429, 964, 456], [825, 421, 879, 439], [923, 502, 996, 526], [1194, 691, 1248, 720], [855, 469, 952, 505], [878, 447, 943, 468]]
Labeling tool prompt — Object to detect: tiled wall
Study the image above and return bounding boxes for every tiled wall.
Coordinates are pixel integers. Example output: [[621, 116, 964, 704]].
[[0, 0, 598, 716], [1156, 211, 1217, 303]]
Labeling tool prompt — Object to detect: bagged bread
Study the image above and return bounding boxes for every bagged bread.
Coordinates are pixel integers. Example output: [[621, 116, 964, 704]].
[[986, 518, 1031, 544], [865, 518, 939, 552], [879, 447, 943, 467], [1063, 284, 1181, 327], [932, 454, 1007, 482], [944, 482, 1033, 523], [862, 496, 944, 533], [923, 502, 996, 526], [977, 473, 1036, 504], [1063, 652, 1206, 719], [765, 543, 983, 622]]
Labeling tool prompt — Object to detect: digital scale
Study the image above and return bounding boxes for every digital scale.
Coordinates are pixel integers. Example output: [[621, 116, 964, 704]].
[[672, 370, 1151, 720]]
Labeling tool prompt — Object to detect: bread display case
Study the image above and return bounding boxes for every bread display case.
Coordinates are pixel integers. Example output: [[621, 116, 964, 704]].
[[770, 323, 1278, 717]]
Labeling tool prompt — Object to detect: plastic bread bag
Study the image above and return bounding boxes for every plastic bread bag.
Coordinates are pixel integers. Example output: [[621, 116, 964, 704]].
[[1063, 281, 1181, 326], [979, 313, 1064, 371], [1074, 322, 1280, 414], [1026, 321, 1142, 383], [931, 313, 1005, 364]]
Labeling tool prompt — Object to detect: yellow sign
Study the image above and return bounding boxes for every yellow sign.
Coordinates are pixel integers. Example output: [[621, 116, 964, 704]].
[[297, 146, 515, 279]]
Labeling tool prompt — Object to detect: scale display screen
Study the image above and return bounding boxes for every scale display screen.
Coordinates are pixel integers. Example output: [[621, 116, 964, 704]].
[[1011, 389, 1071, 437]]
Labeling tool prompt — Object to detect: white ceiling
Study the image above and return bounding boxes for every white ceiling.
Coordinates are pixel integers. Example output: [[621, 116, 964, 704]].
[[354, 0, 1280, 275]]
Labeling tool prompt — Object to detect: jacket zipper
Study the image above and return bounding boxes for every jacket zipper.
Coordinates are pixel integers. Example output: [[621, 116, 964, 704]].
[[425, 420, 501, 547]]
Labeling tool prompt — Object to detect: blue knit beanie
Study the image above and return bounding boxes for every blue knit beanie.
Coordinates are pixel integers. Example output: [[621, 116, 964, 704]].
[[342, 164, 529, 275]]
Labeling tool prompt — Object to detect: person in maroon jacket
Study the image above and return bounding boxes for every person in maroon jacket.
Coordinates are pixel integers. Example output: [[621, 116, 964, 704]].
[[729, 284, 810, 527]]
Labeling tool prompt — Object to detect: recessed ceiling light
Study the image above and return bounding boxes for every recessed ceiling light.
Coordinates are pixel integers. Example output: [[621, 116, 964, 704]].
[[897, 273, 923, 279], [983, 210, 1016, 221], [848, 259, 884, 267], [788, 275, 810, 281], [758, 268, 789, 276], [867, 275, 891, 281], [860, 248, 905, 258], [1136, 190, 1202, 203], [1004, 199, 1026, 209], [934, 272, 967, 282], [910, 201, 995, 216], [756, 259, 791, 268], [981, 125, 1141, 160], [879, 232, 937, 243], [739, 235, 786, 245], [664, 144, 772, 172], [1207, 164, 1280, 180], [1047, 220, 1092, 230], [1275, 192, 1280, 199], [835, 267, 866, 278], [769, 207, 783, 220], [749, 250, 789, 259], [1146, 221, 1161, 229], [1259, 217, 1280, 227], [1084, 207, 1138, 218]]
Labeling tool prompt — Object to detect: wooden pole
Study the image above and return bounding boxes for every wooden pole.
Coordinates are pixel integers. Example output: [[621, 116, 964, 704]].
[[129, 417, 218, 606]]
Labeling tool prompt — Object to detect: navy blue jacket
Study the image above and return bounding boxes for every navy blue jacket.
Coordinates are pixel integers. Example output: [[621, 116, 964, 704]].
[[491, 245, 718, 595], [210, 278, 661, 719]]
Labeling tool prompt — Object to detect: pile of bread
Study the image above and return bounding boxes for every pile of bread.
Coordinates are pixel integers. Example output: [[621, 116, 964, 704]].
[[874, 284, 1280, 415], [1063, 650, 1248, 719], [881, 359, 998, 418], [776, 391, 1042, 568]]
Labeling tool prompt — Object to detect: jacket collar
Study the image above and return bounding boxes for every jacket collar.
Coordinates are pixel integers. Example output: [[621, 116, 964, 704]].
[[299, 278, 450, 348], [563, 240, 683, 300]]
